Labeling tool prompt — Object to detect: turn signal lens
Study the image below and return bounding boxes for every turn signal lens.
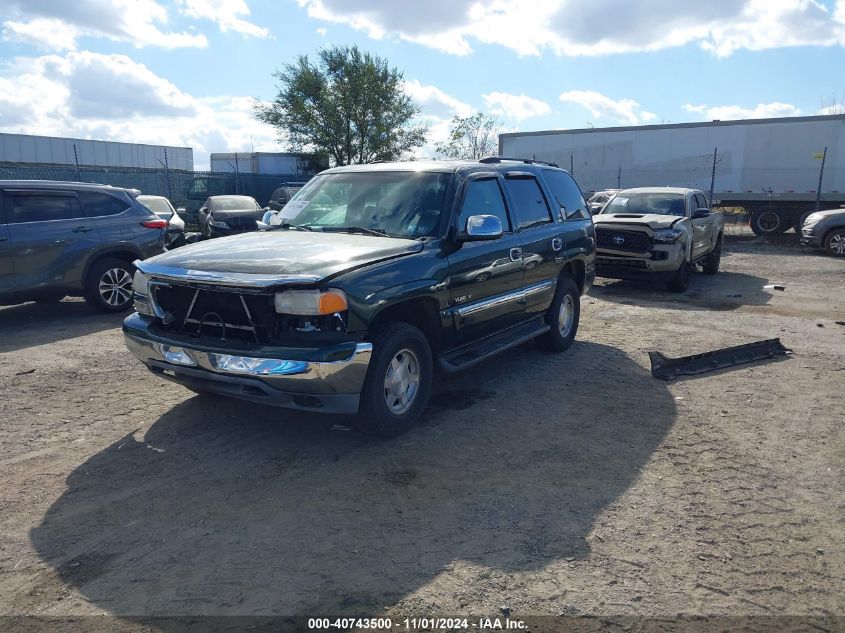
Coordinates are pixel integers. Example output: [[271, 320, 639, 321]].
[[274, 289, 348, 315]]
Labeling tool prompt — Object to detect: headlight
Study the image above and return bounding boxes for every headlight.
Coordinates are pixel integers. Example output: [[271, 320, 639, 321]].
[[274, 289, 348, 315], [653, 228, 685, 243], [210, 219, 229, 229], [132, 270, 154, 316], [803, 213, 822, 227]]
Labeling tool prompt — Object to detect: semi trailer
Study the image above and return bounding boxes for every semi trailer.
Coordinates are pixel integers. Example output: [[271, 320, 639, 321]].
[[499, 114, 845, 235]]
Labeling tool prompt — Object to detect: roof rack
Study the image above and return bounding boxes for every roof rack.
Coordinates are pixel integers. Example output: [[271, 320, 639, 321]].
[[479, 156, 560, 168]]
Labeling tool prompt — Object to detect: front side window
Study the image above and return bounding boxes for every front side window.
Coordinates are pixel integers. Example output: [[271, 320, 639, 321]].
[[78, 191, 131, 217], [282, 171, 452, 238], [601, 193, 686, 217], [457, 178, 511, 233], [8, 194, 84, 223], [503, 176, 552, 230], [543, 169, 588, 220]]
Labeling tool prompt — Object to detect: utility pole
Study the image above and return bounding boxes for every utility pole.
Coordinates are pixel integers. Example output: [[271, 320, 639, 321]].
[[815, 146, 827, 213], [163, 148, 172, 200], [234, 152, 240, 195], [73, 143, 80, 181], [709, 147, 717, 208], [570, 153, 574, 175], [617, 163, 621, 189]]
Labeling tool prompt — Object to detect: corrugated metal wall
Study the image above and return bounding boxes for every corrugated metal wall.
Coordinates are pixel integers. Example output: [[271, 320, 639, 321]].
[[0, 133, 193, 171]]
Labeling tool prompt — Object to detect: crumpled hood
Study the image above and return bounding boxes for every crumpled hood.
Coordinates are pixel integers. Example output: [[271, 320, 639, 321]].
[[594, 213, 685, 230], [143, 230, 422, 279]]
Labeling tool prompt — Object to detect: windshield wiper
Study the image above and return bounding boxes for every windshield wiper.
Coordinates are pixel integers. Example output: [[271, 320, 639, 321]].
[[277, 222, 312, 231], [324, 225, 388, 237]]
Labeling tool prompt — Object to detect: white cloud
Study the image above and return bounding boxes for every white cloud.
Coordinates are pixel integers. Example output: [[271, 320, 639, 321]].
[[297, 0, 845, 57], [403, 79, 474, 119], [483, 92, 550, 121], [175, 0, 269, 38], [559, 90, 656, 125], [683, 102, 802, 119], [0, 51, 278, 169], [1, 0, 208, 50]]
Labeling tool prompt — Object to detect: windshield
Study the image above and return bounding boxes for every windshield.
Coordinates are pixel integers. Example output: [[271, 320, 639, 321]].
[[279, 171, 452, 238], [138, 196, 174, 217], [209, 196, 261, 211], [601, 193, 686, 217]]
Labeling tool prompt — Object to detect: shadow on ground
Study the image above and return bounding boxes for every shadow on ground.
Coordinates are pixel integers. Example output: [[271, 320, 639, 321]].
[[591, 270, 774, 312], [0, 300, 122, 353], [30, 340, 676, 621]]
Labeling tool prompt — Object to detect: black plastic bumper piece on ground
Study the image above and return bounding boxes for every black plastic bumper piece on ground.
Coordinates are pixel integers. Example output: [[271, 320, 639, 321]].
[[648, 338, 792, 381]]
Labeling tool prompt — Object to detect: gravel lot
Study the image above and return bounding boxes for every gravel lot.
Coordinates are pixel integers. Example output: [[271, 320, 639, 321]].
[[0, 236, 843, 629]]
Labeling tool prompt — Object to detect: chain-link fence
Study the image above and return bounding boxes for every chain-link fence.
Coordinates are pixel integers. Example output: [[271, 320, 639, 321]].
[[0, 162, 302, 224]]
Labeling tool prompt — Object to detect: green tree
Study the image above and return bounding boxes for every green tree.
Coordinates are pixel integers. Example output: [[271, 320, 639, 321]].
[[254, 45, 428, 166], [434, 113, 501, 160]]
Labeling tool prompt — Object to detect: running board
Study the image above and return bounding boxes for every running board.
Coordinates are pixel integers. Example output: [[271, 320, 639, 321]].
[[648, 338, 792, 380], [439, 317, 550, 373]]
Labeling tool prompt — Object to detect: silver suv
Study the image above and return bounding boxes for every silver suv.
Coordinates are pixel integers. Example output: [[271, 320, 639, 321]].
[[0, 180, 166, 312]]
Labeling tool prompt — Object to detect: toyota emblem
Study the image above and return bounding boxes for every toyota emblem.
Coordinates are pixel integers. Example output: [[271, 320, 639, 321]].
[[613, 235, 625, 245]]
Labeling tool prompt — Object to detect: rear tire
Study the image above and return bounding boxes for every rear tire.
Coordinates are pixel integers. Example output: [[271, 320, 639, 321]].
[[357, 322, 433, 437], [84, 258, 134, 313], [536, 277, 580, 352], [702, 235, 723, 275], [666, 258, 692, 293], [824, 229, 845, 257]]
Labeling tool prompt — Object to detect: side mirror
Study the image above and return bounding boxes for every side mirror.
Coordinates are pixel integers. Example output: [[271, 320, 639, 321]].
[[262, 210, 274, 225], [693, 208, 710, 219], [459, 215, 503, 242]]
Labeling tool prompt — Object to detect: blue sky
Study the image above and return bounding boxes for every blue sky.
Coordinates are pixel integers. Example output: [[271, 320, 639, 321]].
[[0, 0, 843, 168]]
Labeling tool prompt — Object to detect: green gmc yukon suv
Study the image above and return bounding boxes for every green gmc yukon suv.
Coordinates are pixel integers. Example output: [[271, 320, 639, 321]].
[[124, 158, 596, 436]]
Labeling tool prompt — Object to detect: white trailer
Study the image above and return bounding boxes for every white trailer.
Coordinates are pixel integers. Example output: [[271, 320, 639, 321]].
[[209, 152, 320, 176], [0, 132, 193, 171], [500, 114, 845, 235]]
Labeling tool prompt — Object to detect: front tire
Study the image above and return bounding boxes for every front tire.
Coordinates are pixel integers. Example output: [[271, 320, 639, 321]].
[[666, 258, 692, 293], [84, 258, 134, 312], [824, 229, 845, 257], [536, 277, 580, 352], [357, 322, 433, 437], [702, 235, 723, 275]]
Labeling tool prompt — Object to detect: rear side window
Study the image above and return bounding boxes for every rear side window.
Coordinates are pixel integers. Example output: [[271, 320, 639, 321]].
[[543, 170, 589, 220], [78, 191, 130, 216], [458, 178, 511, 232], [503, 176, 552, 230], [8, 193, 84, 223]]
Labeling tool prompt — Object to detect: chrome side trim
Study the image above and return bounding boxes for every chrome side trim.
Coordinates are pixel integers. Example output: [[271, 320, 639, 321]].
[[455, 279, 554, 318], [135, 260, 323, 288]]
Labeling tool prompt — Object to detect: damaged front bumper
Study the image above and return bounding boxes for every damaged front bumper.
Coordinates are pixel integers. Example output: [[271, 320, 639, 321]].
[[123, 313, 372, 414]]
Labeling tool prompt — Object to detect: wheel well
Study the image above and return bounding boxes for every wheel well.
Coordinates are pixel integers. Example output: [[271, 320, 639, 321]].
[[84, 249, 139, 282], [369, 297, 442, 354], [559, 260, 586, 294]]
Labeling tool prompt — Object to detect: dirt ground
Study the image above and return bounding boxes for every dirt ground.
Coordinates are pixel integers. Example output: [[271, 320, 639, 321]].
[[0, 236, 843, 630]]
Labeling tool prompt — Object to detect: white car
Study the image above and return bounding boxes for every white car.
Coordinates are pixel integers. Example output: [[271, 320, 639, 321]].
[[137, 195, 185, 247]]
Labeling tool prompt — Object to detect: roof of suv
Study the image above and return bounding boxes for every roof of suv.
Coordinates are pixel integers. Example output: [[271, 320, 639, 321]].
[[321, 158, 565, 175], [0, 180, 133, 193]]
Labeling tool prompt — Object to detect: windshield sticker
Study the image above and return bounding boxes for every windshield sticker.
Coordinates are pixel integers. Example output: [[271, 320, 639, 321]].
[[282, 199, 310, 219]]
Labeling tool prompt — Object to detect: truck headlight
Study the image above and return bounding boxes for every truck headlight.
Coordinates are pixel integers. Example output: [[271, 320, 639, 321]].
[[132, 270, 154, 316], [274, 289, 348, 315], [653, 228, 684, 243]]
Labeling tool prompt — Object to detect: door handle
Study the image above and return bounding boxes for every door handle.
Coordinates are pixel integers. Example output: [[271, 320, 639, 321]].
[[551, 237, 563, 252], [73, 226, 92, 233], [509, 247, 522, 262]]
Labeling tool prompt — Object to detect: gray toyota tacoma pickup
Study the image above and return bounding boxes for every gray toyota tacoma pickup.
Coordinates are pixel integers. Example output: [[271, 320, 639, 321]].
[[593, 187, 724, 292], [124, 158, 595, 436]]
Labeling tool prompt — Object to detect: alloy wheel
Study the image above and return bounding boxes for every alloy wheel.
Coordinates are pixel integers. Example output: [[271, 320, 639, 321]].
[[98, 267, 133, 307], [383, 348, 420, 415]]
